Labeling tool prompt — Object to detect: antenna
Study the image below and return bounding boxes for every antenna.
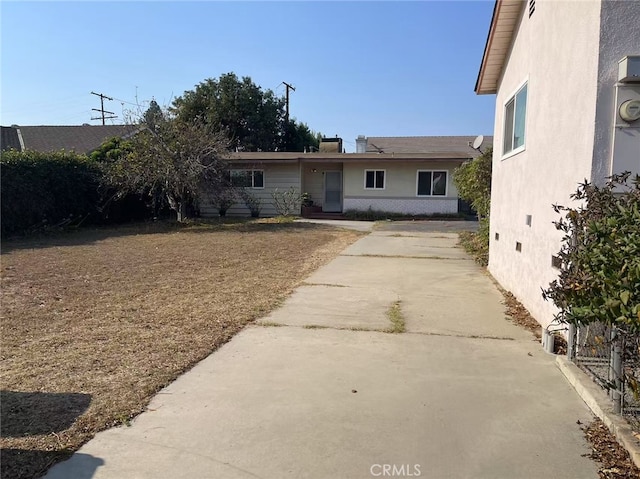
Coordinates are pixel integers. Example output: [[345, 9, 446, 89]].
[[472, 135, 484, 152]]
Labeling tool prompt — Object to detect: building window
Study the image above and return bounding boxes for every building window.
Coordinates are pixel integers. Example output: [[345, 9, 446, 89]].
[[365, 170, 385, 189], [416, 171, 447, 196], [230, 169, 264, 188], [503, 82, 528, 156]]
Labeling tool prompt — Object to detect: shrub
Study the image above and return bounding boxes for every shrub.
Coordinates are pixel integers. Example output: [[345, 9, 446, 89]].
[[239, 189, 262, 217], [1, 150, 102, 237], [452, 148, 492, 221], [458, 220, 489, 266], [271, 187, 301, 216], [210, 187, 237, 216], [452, 148, 492, 265], [542, 172, 640, 331]]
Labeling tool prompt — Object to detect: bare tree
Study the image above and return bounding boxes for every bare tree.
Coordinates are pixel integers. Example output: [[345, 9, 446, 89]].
[[106, 110, 229, 222]]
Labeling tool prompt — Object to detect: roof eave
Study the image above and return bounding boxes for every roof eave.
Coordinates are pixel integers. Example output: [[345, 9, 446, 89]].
[[475, 0, 525, 95]]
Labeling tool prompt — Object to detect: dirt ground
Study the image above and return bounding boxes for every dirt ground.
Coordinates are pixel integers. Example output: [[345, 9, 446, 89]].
[[0, 220, 362, 479]]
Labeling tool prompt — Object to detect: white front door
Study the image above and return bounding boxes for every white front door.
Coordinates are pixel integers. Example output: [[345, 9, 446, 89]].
[[323, 171, 342, 212]]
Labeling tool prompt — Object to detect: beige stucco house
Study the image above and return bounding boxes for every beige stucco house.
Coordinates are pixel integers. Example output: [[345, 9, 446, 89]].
[[476, 0, 640, 328], [199, 136, 491, 217]]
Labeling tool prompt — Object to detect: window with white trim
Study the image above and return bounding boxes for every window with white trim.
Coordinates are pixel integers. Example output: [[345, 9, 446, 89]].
[[417, 170, 447, 196], [364, 170, 385, 189], [503, 82, 528, 156], [229, 169, 264, 188]]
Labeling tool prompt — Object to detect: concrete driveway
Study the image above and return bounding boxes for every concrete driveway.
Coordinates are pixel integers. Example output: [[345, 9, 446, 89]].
[[46, 223, 597, 479]]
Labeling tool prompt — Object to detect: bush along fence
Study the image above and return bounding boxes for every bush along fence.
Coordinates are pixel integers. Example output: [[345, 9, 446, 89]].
[[0, 149, 162, 238], [543, 172, 640, 423], [1, 150, 103, 237]]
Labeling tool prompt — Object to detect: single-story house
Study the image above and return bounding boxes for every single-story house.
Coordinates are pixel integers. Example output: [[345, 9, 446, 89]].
[[200, 135, 492, 217], [475, 0, 640, 328], [0, 124, 132, 154]]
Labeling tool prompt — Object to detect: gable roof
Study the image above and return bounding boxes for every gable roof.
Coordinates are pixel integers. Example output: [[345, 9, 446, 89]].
[[475, 0, 525, 95], [364, 136, 493, 158], [0, 125, 133, 154]]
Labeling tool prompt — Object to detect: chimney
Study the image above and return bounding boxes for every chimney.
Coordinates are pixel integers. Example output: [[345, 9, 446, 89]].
[[356, 135, 367, 153], [319, 137, 343, 153]]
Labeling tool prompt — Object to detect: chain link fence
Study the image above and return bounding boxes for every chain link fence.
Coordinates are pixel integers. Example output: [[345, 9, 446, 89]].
[[568, 324, 640, 429]]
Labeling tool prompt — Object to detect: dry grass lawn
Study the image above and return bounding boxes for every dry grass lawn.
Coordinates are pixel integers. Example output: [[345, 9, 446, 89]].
[[0, 219, 362, 479]]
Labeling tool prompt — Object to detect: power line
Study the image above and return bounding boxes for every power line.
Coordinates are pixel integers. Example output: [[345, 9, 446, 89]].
[[90, 91, 118, 125]]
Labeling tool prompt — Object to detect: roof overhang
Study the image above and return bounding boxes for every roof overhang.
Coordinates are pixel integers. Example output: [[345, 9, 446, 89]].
[[225, 152, 472, 163], [475, 0, 525, 95]]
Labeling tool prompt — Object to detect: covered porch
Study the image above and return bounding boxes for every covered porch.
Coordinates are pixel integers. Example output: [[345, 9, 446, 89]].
[[300, 160, 344, 215]]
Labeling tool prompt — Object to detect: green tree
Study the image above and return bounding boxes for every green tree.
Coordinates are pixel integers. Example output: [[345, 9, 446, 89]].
[[452, 148, 493, 265], [452, 147, 492, 221], [89, 136, 133, 163], [284, 120, 321, 152], [143, 99, 164, 131], [172, 73, 321, 152], [105, 112, 229, 222]]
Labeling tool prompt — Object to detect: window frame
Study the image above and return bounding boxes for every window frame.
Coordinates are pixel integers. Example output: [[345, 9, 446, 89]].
[[229, 169, 265, 189], [416, 170, 448, 197], [502, 80, 528, 159], [364, 169, 386, 190]]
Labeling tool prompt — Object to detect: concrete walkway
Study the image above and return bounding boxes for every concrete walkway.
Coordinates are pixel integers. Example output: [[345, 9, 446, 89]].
[[46, 225, 597, 479]]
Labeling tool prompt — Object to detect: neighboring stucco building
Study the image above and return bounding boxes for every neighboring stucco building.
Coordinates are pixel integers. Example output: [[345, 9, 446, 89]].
[[200, 136, 491, 218], [475, 0, 640, 328]]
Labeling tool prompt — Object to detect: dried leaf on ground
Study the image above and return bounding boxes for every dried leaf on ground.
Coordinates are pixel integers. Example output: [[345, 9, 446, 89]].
[[583, 419, 640, 479]]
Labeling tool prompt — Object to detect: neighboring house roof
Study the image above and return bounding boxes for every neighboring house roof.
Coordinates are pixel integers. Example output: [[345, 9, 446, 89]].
[[475, 0, 525, 95], [1, 126, 22, 151], [0, 125, 133, 154], [364, 136, 493, 157]]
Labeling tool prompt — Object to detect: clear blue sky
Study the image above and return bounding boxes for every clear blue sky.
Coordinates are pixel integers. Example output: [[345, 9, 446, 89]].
[[1, 1, 496, 152]]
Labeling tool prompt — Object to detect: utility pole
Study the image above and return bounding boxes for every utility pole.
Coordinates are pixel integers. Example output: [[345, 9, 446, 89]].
[[91, 91, 117, 125], [282, 82, 295, 123]]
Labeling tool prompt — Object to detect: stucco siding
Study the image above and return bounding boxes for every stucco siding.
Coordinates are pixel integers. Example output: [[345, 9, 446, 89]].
[[488, 0, 602, 328], [200, 163, 300, 217], [592, 0, 640, 182]]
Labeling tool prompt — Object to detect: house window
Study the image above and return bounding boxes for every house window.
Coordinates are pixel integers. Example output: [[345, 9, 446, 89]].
[[503, 82, 528, 156], [230, 169, 264, 188], [416, 171, 447, 196], [365, 170, 385, 189]]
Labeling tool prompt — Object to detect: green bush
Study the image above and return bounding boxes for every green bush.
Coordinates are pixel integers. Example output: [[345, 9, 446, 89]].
[[542, 173, 640, 331], [1, 150, 102, 237], [452, 148, 492, 221]]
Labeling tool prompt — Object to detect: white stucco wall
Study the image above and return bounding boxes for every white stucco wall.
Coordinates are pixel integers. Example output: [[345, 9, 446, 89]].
[[200, 163, 301, 217], [591, 0, 640, 181], [488, 0, 602, 328]]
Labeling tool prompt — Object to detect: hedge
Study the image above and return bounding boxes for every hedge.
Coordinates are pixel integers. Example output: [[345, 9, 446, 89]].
[[1, 150, 103, 237]]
